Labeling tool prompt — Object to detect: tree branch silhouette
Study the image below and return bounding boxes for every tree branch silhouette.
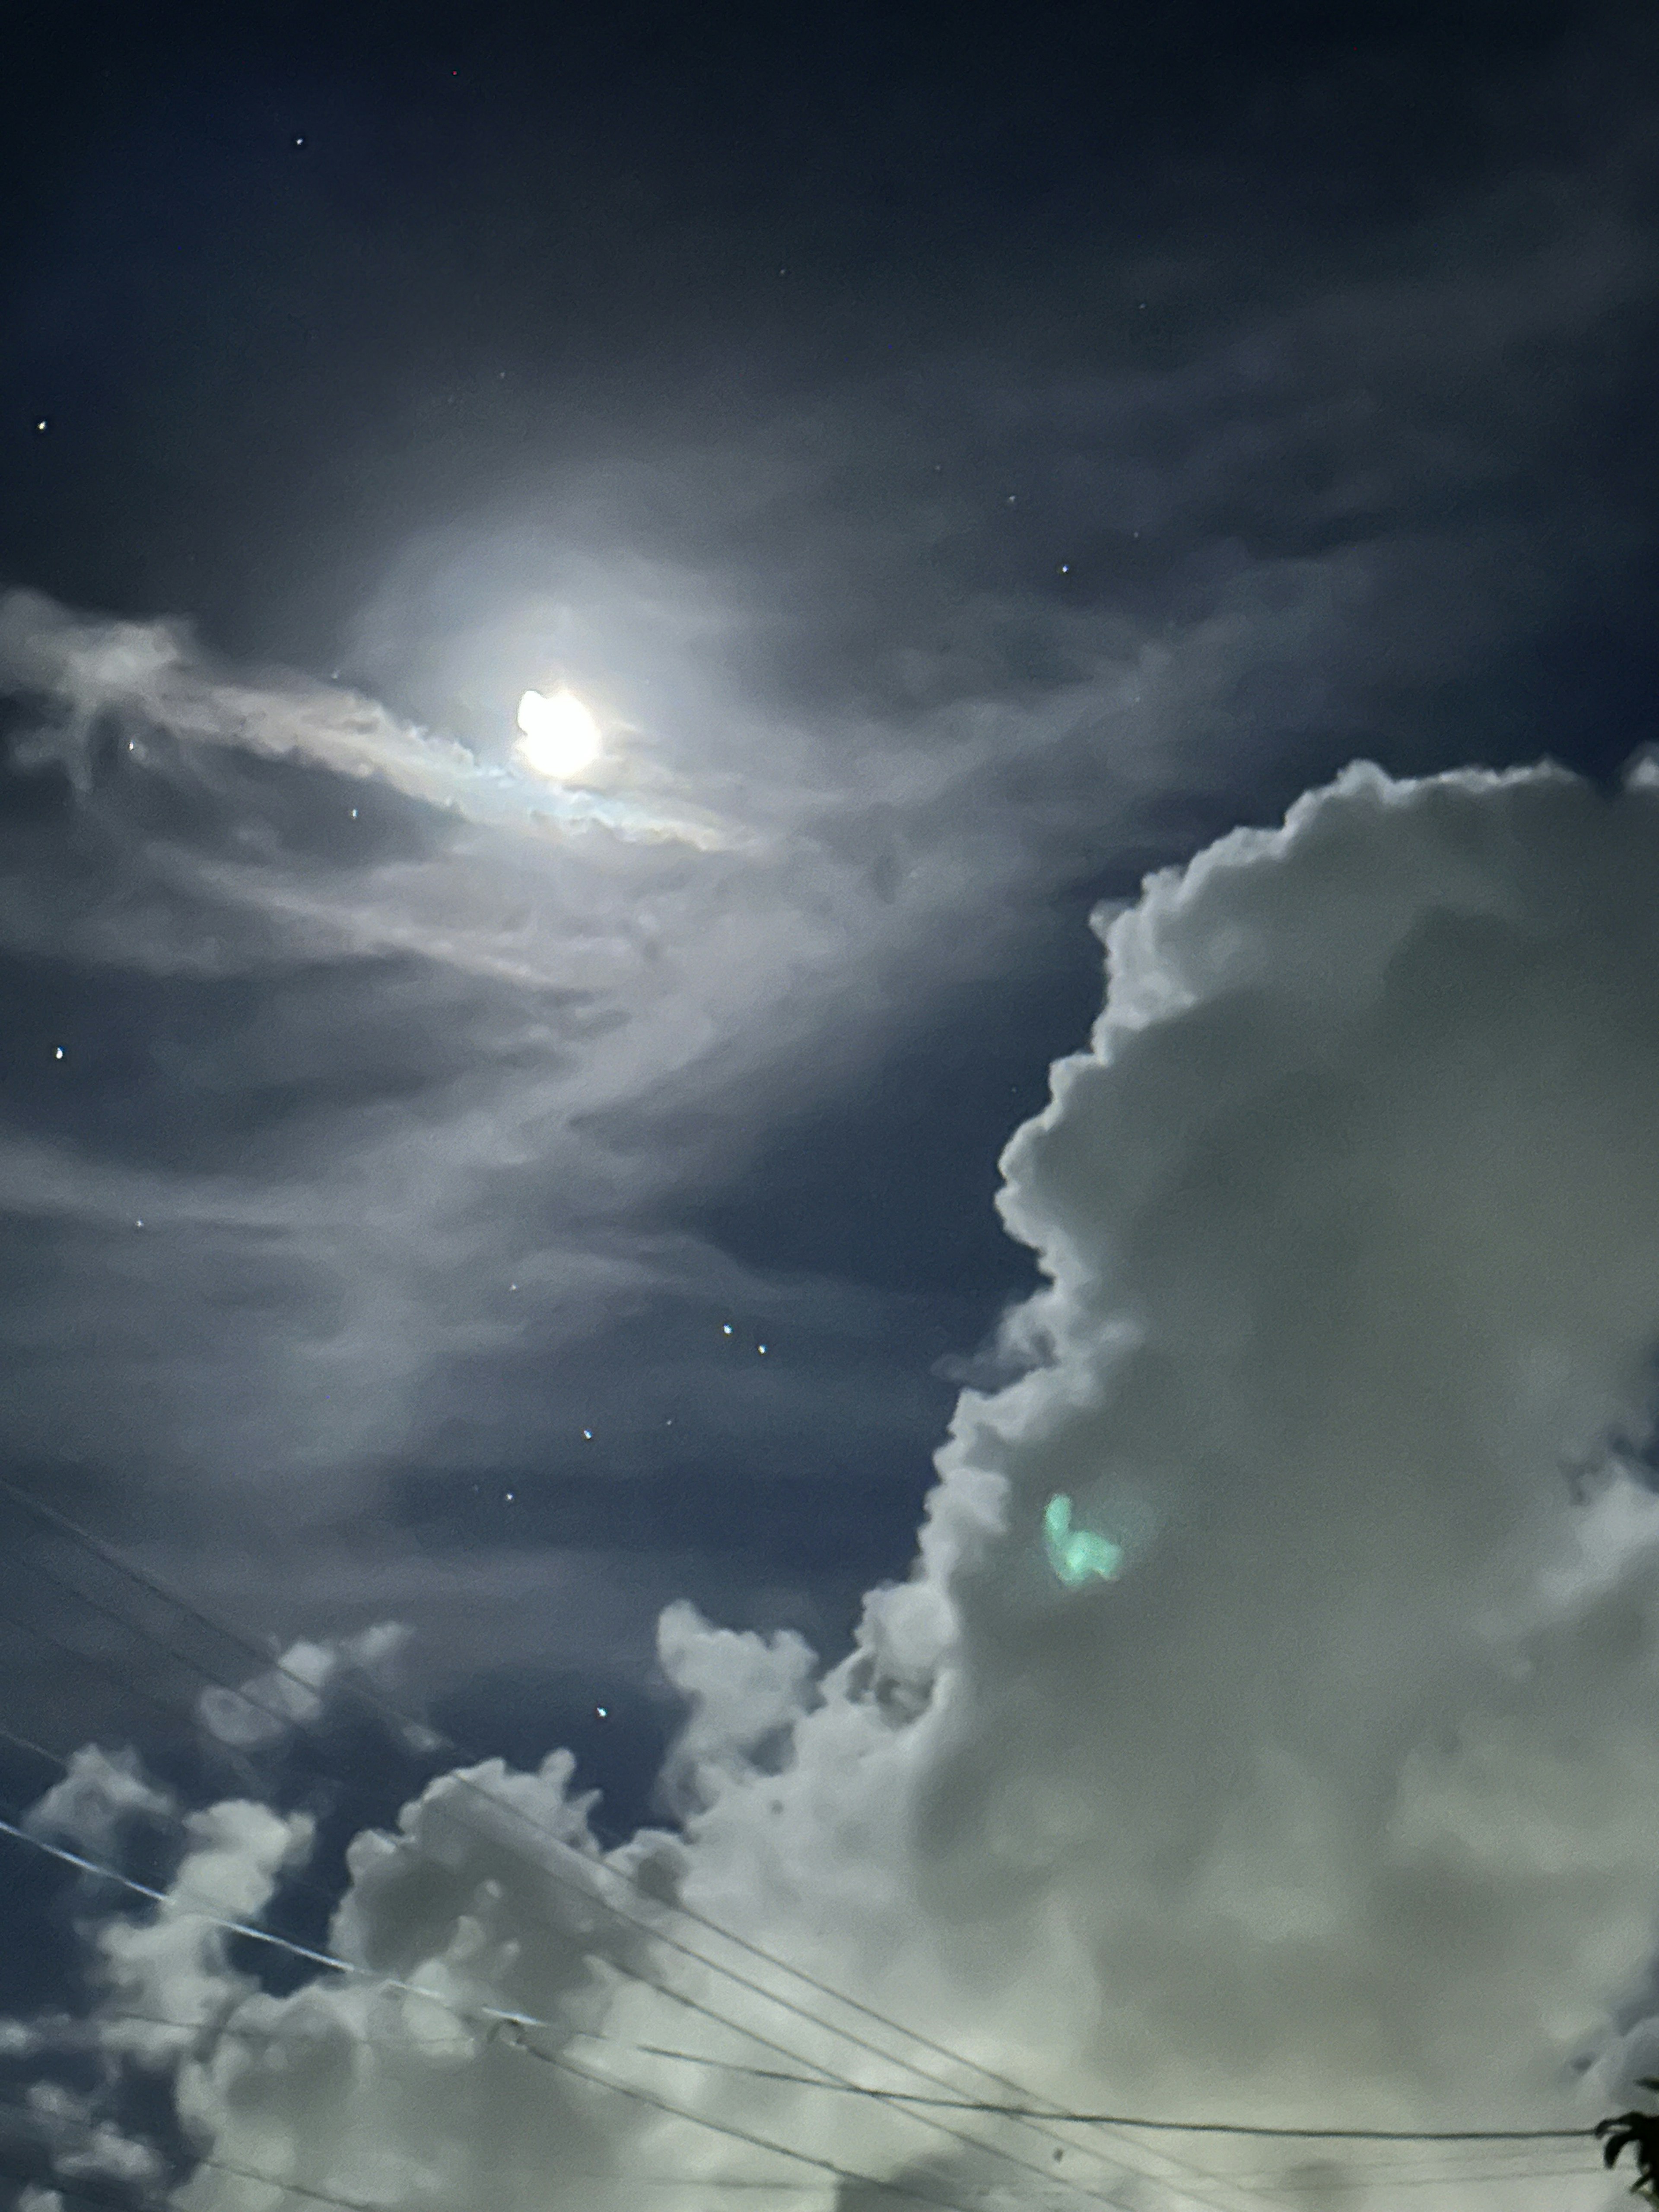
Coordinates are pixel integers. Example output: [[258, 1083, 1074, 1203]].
[[1598, 2081, 1659, 2204]]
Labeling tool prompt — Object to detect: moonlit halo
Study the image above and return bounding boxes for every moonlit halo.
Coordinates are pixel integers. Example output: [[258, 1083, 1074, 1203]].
[[515, 686, 603, 781]]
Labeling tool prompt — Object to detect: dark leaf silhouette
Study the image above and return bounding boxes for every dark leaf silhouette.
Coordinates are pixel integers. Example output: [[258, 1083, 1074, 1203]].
[[1597, 2081, 1659, 2204]]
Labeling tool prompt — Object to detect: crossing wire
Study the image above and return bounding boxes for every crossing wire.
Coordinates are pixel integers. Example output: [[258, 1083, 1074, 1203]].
[[0, 1818, 1605, 2156], [17, 2003, 1610, 2161], [13, 1482, 1586, 2197], [0, 1799, 1128, 2212], [0, 1756, 1157, 2212], [0, 1476, 1259, 2212], [0, 1483, 1567, 2207]]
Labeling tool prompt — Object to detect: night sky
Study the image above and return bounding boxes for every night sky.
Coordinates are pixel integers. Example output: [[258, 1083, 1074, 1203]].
[[4, 6, 1659, 2211]]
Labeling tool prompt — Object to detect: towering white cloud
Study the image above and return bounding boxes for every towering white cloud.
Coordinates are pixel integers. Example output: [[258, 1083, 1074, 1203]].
[[25, 756, 1659, 2212]]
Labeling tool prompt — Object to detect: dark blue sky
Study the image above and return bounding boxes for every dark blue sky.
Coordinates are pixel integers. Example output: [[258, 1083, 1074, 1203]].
[[1, 0, 1657, 1881]]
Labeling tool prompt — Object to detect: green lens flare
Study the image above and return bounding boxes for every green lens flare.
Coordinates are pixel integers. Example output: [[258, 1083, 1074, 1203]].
[[1043, 1494, 1123, 1588]]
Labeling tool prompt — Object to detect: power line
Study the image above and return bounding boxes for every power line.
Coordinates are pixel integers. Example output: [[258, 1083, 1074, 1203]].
[[35, 2005, 1601, 2155], [0, 1820, 1594, 2159], [0, 1677, 374, 1936], [0, 1484, 1174, 2048], [527, 2035, 1007, 2212], [0, 1796, 1143, 2212], [0, 1837, 1605, 2212], [0, 1502, 1607, 2212], [1232, 2167, 1602, 2191], [0, 2069, 985, 2212], [550, 2043, 1594, 2142], [12, 1483, 1558, 2205], [0, 2121, 837, 2204], [0, 1807, 510, 2013], [0, 1486, 1248, 2212], [203, 2155, 821, 2202]]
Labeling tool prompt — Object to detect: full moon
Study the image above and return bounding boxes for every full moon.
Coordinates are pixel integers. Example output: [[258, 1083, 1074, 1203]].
[[515, 687, 603, 780]]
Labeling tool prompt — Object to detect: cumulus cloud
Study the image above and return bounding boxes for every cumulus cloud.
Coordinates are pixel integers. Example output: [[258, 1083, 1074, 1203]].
[[15, 756, 1659, 2212], [25, 1746, 175, 1858], [196, 1625, 413, 1750]]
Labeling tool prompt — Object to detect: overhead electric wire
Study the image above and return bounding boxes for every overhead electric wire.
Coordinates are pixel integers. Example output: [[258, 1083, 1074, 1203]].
[[31, 2004, 1605, 2161], [0, 1481, 1275, 2212], [0, 1493, 1545, 2212], [0, 1484, 1253, 2212], [6, 1478, 1575, 2208], [0, 1717, 70, 1773], [0, 1610, 442, 1938], [0, 1818, 1602, 2164], [0, 1485, 1554, 2212], [0, 1802, 1117, 2212], [0, 1754, 1154, 2212], [0, 2113, 861, 2204], [0, 1808, 469, 2001], [0, 2049, 987, 2212], [547, 2041, 1597, 2141], [1233, 2167, 1603, 2191], [528, 2035, 1001, 2212]]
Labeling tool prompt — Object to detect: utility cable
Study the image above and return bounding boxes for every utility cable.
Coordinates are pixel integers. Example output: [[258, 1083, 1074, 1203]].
[[0, 1825, 1599, 2153], [0, 1478, 1260, 2212], [0, 1545, 1243, 2212], [0, 1787, 1168, 2212], [0, 2118, 849, 2205]]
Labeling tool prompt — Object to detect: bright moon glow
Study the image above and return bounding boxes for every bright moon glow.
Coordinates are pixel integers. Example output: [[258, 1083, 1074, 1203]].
[[515, 687, 603, 781], [1044, 1494, 1123, 1588]]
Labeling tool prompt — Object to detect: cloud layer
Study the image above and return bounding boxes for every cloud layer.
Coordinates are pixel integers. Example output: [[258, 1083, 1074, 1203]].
[[12, 756, 1659, 2212]]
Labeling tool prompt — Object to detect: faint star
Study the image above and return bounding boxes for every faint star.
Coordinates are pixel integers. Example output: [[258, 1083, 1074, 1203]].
[[757, 1343, 767, 1355], [34, 420, 47, 433], [53, 1046, 64, 1059], [722, 1323, 733, 1335], [596, 1706, 608, 1719], [504, 1491, 515, 1503], [582, 1428, 592, 1440]]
